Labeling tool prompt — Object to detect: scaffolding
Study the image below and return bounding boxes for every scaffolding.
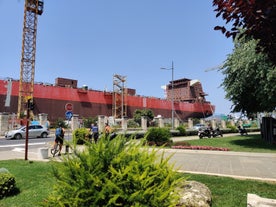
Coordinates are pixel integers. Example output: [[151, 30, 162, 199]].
[[112, 74, 127, 118]]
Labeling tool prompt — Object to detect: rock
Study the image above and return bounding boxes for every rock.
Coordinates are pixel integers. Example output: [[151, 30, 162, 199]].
[[247, 193, 276, 207], [176, 180, 212, 207]]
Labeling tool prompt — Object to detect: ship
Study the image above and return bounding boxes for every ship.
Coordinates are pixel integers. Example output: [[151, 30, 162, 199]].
[[0, 76, 215, 122]]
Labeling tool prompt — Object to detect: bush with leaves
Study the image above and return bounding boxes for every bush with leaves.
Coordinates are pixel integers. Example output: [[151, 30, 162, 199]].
[[144, 127, 172, 146], [43, 136, 183, 207], [176, 126, 186, 136], [0, 168, 17, 199], [72, 128, 89, 145], [82, 116, 98, 128]]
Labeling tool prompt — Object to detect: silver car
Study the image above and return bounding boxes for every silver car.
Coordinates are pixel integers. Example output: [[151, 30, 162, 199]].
[[5, 125, 49, 139], [193, 123, 206, 130]]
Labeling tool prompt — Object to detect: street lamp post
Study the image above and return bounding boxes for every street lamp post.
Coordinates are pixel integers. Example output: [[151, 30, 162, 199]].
[[161, 61, 174, 129]]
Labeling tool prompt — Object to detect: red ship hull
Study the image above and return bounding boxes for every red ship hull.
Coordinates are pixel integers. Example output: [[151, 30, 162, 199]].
[[0, 79, 215, 121]]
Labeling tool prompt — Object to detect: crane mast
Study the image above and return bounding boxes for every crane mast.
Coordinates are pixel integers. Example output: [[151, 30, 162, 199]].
[[17, 0, 43, 118]]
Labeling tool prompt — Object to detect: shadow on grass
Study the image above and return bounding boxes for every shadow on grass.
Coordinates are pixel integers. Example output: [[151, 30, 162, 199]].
[[230, 134, 276, 151]]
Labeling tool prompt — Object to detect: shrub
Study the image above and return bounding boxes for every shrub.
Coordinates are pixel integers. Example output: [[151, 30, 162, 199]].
[[54, 118, 66, 129], [0, 168, 17, 199], [82, 116, 98, 128], [227, 125, 238, 133], [127, 119, 139, 128], [72, 128, 89, 145], [144, 127, 172, 146], [43, 136, 184, 207], [176, 126, 186, 136]]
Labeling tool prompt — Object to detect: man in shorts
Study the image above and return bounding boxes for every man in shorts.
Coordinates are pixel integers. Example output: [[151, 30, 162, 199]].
[[55, 123, 65, 156]]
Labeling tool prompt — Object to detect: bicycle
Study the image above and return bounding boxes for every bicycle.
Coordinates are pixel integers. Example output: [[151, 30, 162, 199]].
[[51, 141, 61, 157]]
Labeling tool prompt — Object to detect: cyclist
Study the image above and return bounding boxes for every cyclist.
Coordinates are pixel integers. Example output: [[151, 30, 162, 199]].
[[54, 123, 65, 156]]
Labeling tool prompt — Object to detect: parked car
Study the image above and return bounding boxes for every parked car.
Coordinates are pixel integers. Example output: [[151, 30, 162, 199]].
[[5, 125, 50, 139], [193, 123, 206, 130]]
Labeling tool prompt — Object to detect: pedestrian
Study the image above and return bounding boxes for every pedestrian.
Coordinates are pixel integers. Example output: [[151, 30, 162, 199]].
[[105, 123, 111, 135], [54, 123, 65, 156], [45, 119, 50, 130], [90, 123, 99, 143]]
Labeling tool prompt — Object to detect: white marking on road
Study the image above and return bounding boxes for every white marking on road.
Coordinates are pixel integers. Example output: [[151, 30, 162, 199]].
[[0, 142, 46, 148], [12, 147, 25, 152]]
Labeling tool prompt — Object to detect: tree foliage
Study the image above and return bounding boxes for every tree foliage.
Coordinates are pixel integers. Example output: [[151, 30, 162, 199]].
[[221, 34, 276, 117], [213, 0, 276, 65], [133, 109, 154, 126]]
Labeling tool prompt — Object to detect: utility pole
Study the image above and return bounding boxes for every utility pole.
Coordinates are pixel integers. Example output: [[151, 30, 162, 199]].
[[161, 61, 175, 129]]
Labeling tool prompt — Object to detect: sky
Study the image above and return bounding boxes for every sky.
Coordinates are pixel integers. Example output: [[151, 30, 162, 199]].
[[0, 0, 234, 115]]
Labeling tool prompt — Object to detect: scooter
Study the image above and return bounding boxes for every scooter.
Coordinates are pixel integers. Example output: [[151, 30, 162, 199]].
[[198, 128, 212, 139], [211, 127, 223, 137], [237, 126, 248, 135]]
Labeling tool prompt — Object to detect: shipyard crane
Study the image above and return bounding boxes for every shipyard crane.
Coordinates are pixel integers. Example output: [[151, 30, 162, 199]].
[[17, 0, 44, 118]]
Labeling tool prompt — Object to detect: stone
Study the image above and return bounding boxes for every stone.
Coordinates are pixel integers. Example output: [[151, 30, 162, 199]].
[[176, 180, 212, 207], [247, 193, 276, 207]]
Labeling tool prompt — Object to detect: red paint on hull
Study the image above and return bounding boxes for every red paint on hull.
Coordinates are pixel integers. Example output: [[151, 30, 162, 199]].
[[0, 79, 215, 121]]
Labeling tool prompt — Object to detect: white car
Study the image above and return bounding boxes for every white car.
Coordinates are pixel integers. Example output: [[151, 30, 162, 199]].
[[5, 125, 50, 139], [193, 123, 206, 130]]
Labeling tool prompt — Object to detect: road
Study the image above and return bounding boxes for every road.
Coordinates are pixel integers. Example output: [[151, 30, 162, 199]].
[[0, 133, 72, 159]]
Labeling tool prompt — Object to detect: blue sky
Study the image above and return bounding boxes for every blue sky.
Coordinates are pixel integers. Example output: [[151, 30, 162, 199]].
[[0, 0, 234, 115]]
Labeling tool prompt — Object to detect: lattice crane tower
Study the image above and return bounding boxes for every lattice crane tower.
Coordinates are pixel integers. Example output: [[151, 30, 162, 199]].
[[17, 0, 43, 118]]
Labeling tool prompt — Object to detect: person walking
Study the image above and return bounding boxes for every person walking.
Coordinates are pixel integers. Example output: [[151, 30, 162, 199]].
[[105, 123, 111, 135], [90, 123, 99, 143], [54, 123, 65, 156]]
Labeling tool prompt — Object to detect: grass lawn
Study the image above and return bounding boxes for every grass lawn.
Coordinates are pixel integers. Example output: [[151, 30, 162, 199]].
[[184, 173, 276, 207], [1, 160, 275, 207], [174, 134, 276, 153], [0, 160, 55, 207], [1, 134, 275, 206]]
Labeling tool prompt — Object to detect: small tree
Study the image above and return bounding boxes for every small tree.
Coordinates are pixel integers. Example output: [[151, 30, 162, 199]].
[[220, 34, 276, 117], [133, 109, 154, 126]]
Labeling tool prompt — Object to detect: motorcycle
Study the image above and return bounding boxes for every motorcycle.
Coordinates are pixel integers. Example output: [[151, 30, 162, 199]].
[[198, 128, 212, 139], [237, 126, 248, 135], [211, 127, 223, 137]]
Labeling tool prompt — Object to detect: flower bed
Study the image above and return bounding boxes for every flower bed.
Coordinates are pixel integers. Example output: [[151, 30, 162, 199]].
[[171, 145, 230, 151]]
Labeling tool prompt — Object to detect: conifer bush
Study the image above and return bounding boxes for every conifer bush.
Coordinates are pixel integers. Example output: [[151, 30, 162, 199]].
[[44, 136, 183, 207]]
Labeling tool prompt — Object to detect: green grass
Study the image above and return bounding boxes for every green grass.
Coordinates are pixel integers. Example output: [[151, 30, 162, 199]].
[[1, 160, 276, 207], [174, 134, 276, 153], [0, 160, 56, 207], [184, 173, 276, 207]]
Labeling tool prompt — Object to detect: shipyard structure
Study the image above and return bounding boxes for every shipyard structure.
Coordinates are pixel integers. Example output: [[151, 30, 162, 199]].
[[0, 76, 215, 122]]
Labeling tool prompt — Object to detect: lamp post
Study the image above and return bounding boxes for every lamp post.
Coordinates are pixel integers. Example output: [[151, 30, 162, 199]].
[[161, 61, 174, 129]]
